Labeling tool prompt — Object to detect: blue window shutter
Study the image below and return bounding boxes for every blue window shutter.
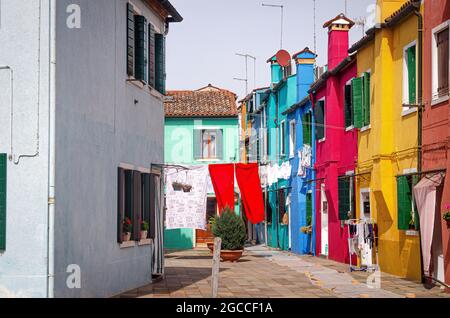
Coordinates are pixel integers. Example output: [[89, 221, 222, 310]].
[[0, 154, 7, 250], [193, 130, 202, 160], [216, 130, 224, 160], [134, 15, 147, 82], [126, 3, 135, 76]]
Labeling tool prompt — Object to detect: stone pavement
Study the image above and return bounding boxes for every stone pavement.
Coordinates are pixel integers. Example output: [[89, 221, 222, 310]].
[[119, 246, 449, 298]]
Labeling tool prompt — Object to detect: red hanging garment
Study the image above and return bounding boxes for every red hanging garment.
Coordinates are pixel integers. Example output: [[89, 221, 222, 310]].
[[208, 164, 235, 213], [235, 164, 265, 224]]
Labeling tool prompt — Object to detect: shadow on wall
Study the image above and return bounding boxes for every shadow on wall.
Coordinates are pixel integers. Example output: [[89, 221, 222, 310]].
[[373, 190, 393, 235], [164, 229, 194, 250]]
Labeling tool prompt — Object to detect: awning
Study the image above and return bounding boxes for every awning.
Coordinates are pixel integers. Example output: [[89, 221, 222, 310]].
[[413, 172, 446, 276]]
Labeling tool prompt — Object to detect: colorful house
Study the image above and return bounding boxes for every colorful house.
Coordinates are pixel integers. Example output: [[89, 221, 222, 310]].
[[283, 48, 317, 255], [421, 0, 450, 289], [349, 0, 423, 281], [309, 14, 358, 263], [163, 85, 240, 250], [265, 56, 297, 251]]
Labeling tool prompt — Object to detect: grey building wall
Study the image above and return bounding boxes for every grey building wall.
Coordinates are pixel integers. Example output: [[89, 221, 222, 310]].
[[0, 0, 166, 298], [53, 0, 165, 298], [0, 0, 51, 298]]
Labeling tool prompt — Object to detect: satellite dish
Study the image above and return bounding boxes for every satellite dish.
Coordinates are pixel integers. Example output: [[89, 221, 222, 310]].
[[276, 50, 291, 67]]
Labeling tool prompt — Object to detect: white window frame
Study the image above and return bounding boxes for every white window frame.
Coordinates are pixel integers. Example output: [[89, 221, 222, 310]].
[[280, 120, 286, 156], [201, 129, 218, 160], [317, 97, 326, 143], [289, 120, 296, 158], [402, 41, 418, 114], [431, 20, 450, 105], [359, 188, 371, 220]]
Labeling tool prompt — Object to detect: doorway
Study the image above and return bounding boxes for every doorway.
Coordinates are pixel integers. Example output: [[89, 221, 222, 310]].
[[320, 184, 328, 257], [196, 197, 217, 246]]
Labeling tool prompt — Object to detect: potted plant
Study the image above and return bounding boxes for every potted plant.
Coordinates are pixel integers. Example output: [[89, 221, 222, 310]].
[[211, 207, 246, 262], [301, 215, 313, 235], [122, 217, 132, 242], [443, 206, 450, 227], [141, 220, 149, 240]]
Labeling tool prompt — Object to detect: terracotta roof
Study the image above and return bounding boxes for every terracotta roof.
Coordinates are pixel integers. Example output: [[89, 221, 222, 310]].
[[384, 0, 420, 26], [164, 86, 238, 118]]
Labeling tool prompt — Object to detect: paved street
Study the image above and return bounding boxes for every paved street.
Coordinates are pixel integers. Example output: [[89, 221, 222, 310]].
[[119, 246, 450, 299]]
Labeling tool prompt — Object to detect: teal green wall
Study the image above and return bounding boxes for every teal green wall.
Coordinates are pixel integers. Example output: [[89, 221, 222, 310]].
[[164, 117, 239, 250]]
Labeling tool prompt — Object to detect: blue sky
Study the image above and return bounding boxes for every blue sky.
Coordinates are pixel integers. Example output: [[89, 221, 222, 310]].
[[166, 0, 375, 98]]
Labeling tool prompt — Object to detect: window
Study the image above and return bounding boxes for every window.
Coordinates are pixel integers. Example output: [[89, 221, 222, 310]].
[[306, 192, 313, 226], [126, 2, 166, 94], [352, 72, 371, 128], [118, 167, 158, 244], [344, 82, 353, 128], [315, 99, 325, 141], [289, 120, 296, 158], [338, 176, 355, 221], [302, 111, 312, 146], [397, 174, 420, 231], [0, 154, 7, 251], [432, 23, 449, 101], [194, 129, 223, 161], [280, 121, 286, 156], [403, 43, 417, 108], [278, 189, 286, 224], [266, 194, 272, 224]]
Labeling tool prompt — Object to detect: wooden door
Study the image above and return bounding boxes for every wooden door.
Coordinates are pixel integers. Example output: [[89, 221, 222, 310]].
[[196, 197, 217, 245]]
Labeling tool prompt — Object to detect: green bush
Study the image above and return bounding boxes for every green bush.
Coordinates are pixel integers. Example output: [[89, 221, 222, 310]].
[[212, 207, 246, 251]]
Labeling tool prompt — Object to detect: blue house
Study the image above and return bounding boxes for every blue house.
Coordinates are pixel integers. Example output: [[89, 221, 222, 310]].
[[283, 48, 317, 255]]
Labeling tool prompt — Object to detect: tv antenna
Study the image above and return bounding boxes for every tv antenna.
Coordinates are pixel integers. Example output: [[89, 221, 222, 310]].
[[354, 17, 367, 37], [235, 53, 257, 94], [262, 3, 284, 49]]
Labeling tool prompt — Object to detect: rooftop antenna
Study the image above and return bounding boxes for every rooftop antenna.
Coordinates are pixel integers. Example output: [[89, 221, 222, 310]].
[[345, 0, 348, 15], [262, 3, 284, 49], [236, 53, 257, 93], [313, 0, 317, 55], [354, 17, 367, 37]]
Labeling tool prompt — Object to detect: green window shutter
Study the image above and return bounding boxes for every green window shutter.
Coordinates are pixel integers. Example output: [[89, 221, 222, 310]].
[[302, 112, 311, 146], [397, 176, 412, 230], [132, 171, 142, 241], [363, 72, 371, 126], [352, 77, 363, 128], [134, 15, 147, 82], [142, 173, 151, 239], [216, 129, 224, 160], [306, 193, 312, 225], [193, 129, 202, 160], [155, 33, 166, 94], [408, 46, 417, 105], [315, 101, 324, 140], [344, 84, 353, 128], [338, 177, 350, 220], [412, 175, 420, 230], [0, 154, 7, 250], [126, 3, 135, 76], [148, 23, 156, 88], [117, 168, 125, 244]]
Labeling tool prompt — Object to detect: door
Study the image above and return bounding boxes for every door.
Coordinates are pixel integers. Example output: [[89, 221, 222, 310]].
[[196, 197, 217, 245], [360, 189, 373, 266], [321, 184, 329, 256]]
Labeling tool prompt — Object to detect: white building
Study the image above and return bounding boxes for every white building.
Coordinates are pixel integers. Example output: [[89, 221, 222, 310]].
[[0, 0, 182, 298]]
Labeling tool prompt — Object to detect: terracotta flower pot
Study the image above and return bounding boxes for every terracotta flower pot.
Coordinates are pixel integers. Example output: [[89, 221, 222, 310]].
[[123, 232, 131, 242], [141, 231, 148, 240], [220, 250, 244, 263]]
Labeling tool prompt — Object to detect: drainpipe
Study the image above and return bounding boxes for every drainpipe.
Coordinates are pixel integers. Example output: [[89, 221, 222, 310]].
[[47, 0, 57, 298]]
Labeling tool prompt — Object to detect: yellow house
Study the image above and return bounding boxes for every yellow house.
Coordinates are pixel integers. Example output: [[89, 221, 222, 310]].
[[238, 98, 250, 163], [350, 0, 423, 281]]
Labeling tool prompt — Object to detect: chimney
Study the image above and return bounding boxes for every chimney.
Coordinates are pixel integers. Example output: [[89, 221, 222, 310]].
[[323, 13, 354, 70], [267, 55, 283, 84], [293, 47, 317, 99]]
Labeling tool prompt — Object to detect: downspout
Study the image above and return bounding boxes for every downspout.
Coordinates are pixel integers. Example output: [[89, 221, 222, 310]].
[[47, 0, 57, 298], [413, 4, 426, 285]]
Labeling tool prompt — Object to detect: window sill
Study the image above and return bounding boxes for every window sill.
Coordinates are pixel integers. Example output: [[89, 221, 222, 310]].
[[360, 125, 371, 133], [119, 241, 136, 249], [345, 126, 355, 132], [401, 108, 417, 117], [138, 238, 153, 246], [126, 77, 164, 100], [405, 230, 419, 237], [318, 138, 326, 143], [431, 95, 450, 106], [196, 158, 222, 162]]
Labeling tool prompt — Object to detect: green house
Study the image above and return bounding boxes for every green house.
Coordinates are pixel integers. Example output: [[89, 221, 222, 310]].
[[163, 84, 240, 249]]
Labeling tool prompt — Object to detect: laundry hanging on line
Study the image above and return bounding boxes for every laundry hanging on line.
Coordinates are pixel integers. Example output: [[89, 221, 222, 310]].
[[235, 163, 265, 225], [208, 164, 235, 213], [164, 166, 209, 230]]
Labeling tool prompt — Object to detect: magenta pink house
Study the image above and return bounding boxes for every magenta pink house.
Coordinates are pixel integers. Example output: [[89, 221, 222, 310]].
[[309, 14, 358, 264]]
